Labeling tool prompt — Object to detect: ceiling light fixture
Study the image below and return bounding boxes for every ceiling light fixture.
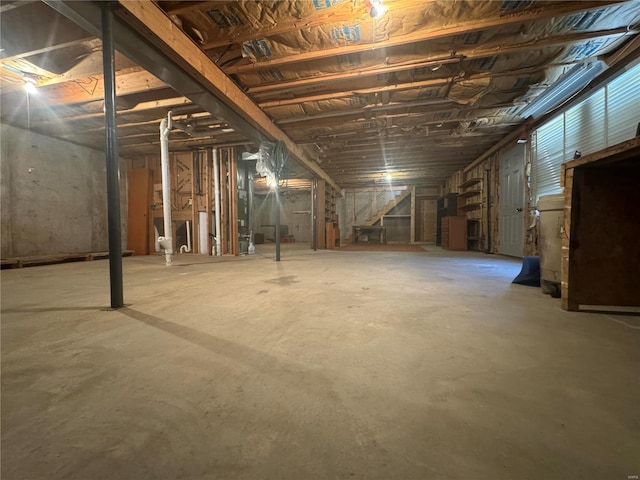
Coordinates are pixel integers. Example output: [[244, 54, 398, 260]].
[[519, 60, 607, 119], [366, 0, 385, 18], [23, 76, 37, 94]]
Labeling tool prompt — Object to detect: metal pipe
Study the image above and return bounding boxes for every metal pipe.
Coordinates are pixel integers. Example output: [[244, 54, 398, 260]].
[[101, 3, 123, 308], [213, 148, 222, 256], [180, 220, 192, 253], [159, 111, 174, 265]]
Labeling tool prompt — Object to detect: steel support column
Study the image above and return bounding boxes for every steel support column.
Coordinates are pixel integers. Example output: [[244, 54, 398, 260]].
[[275, 171, 281, 262], [102, 2, 124, 308]]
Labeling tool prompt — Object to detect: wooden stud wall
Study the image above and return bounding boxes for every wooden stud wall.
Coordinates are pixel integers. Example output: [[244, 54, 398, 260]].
[[126, 146, 243, 257]]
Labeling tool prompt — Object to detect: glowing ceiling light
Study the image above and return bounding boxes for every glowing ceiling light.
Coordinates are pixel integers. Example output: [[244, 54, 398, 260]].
[[366, 0, 385, 18], [23, 77, 37, 94]]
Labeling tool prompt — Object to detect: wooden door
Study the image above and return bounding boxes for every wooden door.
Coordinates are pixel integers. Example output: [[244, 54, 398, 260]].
[[499, 144, 525, 257], [127, 168, 152, 255], [415, 199, 437, 242]]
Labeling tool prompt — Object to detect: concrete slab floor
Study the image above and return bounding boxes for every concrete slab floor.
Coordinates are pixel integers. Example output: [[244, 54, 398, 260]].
[[1, 245, 639, 480]]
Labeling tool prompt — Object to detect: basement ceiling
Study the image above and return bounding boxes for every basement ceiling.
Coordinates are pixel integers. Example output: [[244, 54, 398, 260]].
[[1, 0, 639, 188]]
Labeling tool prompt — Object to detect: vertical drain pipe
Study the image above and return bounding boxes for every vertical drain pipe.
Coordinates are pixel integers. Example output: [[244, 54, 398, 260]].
[[213, 148, 222, 256], [101, 3, 123, 308], [179, 220, 191, 253], [159, 112, 173, 265]]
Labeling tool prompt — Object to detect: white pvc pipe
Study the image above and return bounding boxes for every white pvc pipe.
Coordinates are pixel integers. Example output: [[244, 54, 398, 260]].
[[158, 112, 173, 266], [179, 220, 192, 253], [213, 148, 222, 256], [198, 211, 208, 254]]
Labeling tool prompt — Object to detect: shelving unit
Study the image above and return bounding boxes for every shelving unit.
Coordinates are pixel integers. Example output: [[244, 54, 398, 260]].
[[457, 178, 482, 212], [324, 186, 339, 249], [467, 219, 481, 251]]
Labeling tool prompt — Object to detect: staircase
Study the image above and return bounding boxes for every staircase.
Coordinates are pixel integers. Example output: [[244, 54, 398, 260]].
[[363, 189, 411, 226], [344, 189, 411, 244]]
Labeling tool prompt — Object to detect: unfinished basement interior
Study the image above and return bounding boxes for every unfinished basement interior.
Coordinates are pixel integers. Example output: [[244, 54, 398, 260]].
[[1, 1, 639, 478]]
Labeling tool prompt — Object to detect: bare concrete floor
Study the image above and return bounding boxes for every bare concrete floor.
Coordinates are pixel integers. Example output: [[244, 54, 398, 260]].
[[2, 244, 639, 479]]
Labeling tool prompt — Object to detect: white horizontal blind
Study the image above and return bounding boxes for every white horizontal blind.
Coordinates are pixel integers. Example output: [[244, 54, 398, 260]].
[[607, 64, 640, 146], [531, 114, 564, 200], [531, 62, 640, 203], [565, 88, 606, 161]]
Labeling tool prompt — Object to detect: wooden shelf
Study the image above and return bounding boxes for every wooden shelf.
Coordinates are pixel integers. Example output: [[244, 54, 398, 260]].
[[459, 178, 482, 189], [457, 190, 481, 199], [383, 214, 411, 218], [459, 202, 482, 212], [457, 178, 483, 213]]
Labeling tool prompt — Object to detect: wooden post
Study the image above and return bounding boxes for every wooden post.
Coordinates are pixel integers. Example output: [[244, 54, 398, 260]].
[[220, 150, 228, 254], [228, 148, 239, 255], [410, 186, 416, 244], [191, 150, 198, 255], [316, 179, 326, 249], [205, 149, 212, 255]]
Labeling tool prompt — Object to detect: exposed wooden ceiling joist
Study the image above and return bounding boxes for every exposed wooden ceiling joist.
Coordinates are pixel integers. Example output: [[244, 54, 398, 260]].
[[223, 1, 623, 74], [116, 0, 341, 192], [258, 27, 633, 109], [258, 77, 452, 108]]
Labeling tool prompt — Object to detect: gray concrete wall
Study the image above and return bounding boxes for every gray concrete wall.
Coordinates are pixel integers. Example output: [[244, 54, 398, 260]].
[[254, 190, 312, 242], [1, 123, 127, 257]]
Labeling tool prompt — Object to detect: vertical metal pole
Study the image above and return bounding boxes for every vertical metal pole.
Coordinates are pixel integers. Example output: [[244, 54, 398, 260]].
[[275, 171, 281, 261], [102, 2, 123, 308], [311, 178, 317, 251]]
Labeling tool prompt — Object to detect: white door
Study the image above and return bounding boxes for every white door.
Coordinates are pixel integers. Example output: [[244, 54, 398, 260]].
[[499, 144, 525, 257]]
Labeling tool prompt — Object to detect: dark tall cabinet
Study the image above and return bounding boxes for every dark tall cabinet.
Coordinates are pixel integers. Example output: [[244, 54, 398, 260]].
[[436, 193, 458, 245]]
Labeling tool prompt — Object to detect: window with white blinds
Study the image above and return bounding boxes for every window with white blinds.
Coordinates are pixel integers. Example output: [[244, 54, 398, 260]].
[[531, 115, 564, 200], [530, 61, 640, 203]]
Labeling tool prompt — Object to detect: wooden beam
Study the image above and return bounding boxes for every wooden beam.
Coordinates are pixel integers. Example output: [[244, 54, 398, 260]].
[[0, 1, 38, 13], [2, 69, 167, 108], [117, 0, 341, 192], [257, 27, 631, 108], [29, 96, 194, 126], [247, 57, 461, 95], [276, 100, 461, 125], [0, 36, 94, 63], [223, 1, 623, 74], [202, 1, 371, 50], [163, 1, 220, 15], [258, 77, 452, 108]]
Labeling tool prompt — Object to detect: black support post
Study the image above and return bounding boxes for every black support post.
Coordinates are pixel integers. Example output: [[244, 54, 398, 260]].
[[102, 3, 124, 308], [275, 171, 281, 262]]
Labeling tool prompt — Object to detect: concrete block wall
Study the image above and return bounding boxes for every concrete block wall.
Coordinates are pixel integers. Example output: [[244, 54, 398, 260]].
[[1, 123, 127, 258]]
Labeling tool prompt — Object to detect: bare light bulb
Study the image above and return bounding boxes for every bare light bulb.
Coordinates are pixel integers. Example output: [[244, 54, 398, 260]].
[[24, 81, 37, 94]]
